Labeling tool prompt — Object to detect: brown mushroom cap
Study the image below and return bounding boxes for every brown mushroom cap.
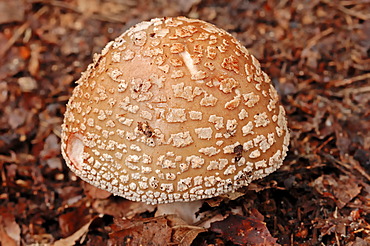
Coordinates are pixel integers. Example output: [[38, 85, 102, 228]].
[[61, 16, 290, 205]]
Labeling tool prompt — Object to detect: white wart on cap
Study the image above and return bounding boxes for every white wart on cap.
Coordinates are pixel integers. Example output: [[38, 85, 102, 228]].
[[61, 16, 290, 205]]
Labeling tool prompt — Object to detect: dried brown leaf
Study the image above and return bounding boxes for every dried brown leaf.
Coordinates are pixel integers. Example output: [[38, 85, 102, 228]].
[[172, 224, 206, 246], [0, 213, 20, 246], [59, 204, 91, 237], [0, 0, 25, 24], [54, 219, 93, 246], [92, 198, 155, 219], [312, 174, 362, 208], [7, 108, 27, 129], [109, 216, 172, 246], [210, 214, 279, 246]]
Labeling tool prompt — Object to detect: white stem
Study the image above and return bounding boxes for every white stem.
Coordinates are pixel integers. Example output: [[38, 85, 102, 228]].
[[155, 200, 203, 224]]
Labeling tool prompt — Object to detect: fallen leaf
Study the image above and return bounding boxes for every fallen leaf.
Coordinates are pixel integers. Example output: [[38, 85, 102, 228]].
[[0, 227, 17, 246], [172, 224, 206, 246], [0, 0, 25, 24], [92, 198, 155, 219], [7, 108, 27, 129], [167, 215, 206, 246], [54, 219, 93, 246], [17, 77, 38, 92], [210, 214, 279, 246], [312, 174, 362, 208], [199, 213, 228, 229], [109, 216, 172, 246], [352, 236, 370, 246], [354, 149, 370, 168], [40, 134, 60, 160], [313, 212, 349, 238], [58, 204, 91, 237], [0, 213, 20, 246]]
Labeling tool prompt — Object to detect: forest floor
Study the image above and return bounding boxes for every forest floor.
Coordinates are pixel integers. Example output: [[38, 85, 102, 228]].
[[0, 0, 370, 245]]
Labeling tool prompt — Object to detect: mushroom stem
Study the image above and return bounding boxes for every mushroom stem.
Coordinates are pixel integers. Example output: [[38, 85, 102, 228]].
[[155, 200, 203, 225]]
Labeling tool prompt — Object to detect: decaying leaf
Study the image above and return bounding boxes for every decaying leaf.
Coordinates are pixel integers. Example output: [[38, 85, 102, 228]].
[[170, 216, 206, 246], [109, 216, 172, 246], [54, 219, 93, 246], [172, 225, 206, 245], [0, 0, 25, 24], [58, 203, 92, 238], [0, 212, 20, 246], [108, 215, 206, 246], [312, 174, 362, 208], [92, 198, 156, 219], [210, 213, 279, 246]]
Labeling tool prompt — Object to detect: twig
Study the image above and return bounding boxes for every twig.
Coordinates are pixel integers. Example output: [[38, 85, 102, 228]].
[[327, 73, 370, 88], [0, 154, 18, 163], [341, 0, 370, 6], [303, 28, 334, 51], [325, 86, 370, 98], [27, 0, 127, 23], [313, 136, 334, 154], [320, 152, 370, 182], [0, 22, 29, 59], [321, 0, 370, 20], [0, 7, 48, 59]]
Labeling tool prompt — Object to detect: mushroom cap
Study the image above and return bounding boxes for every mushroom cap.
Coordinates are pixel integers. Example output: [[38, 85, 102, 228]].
[[61, 17, 290, 205]]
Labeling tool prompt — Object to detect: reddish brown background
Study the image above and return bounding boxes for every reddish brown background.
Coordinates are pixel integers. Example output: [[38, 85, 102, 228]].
[[0, 0, 369, 245]]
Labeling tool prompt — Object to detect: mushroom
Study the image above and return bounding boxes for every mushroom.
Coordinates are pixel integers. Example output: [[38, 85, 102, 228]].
[[61, 17, 289, 210]]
